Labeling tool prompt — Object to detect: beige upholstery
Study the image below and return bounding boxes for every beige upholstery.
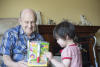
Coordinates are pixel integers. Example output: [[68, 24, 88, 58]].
[[0, 18, 19, 43]]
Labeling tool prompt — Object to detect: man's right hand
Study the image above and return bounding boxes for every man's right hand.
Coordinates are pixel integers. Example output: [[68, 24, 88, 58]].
[[16, 61, 28, 67]]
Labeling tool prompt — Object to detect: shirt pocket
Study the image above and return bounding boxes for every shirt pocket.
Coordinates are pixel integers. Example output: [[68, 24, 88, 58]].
[[12, 44, 27, 62], [13, 40, 27, 54]]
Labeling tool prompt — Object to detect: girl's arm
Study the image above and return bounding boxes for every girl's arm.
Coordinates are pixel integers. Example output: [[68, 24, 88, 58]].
[[51, 58, 71, 67], [62, 59, 71, 67], [45, 52, 71, 67]]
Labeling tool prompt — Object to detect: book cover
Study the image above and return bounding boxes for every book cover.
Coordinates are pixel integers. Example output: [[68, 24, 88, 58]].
[[27, 41, 49, 66]]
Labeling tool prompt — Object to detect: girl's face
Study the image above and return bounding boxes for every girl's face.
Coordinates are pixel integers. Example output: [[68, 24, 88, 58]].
[[56, 38, 67, 47]]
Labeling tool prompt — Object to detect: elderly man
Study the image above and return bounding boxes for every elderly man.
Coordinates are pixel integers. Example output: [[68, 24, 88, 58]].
[[1, 9, 44, 67]]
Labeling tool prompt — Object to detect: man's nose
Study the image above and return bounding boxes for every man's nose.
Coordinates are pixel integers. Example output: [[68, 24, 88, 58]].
[[28, 22, 32, 28]]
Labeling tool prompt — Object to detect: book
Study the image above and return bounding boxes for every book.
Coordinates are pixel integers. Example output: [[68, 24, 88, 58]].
[[27, 41, 49, 66]]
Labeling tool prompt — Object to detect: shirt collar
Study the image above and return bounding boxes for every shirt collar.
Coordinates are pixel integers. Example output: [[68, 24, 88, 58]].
[[19, 25, 24, 35], [29, 33, 36, 40]]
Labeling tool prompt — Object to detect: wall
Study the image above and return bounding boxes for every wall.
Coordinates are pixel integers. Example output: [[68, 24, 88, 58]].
[[0, 0, 100, 45], [0, 0, 100, 25], [0, 0, 100, 65]]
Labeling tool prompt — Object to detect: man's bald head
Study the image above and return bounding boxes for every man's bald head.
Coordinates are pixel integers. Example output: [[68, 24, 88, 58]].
[[20, 9, 37, 21]]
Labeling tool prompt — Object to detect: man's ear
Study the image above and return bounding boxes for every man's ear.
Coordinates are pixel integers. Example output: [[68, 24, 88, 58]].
[[18, 18, 21, 24], [66, 35, 69, 40]]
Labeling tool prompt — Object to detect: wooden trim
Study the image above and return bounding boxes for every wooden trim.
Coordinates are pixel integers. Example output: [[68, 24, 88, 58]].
[[96, 46, 100, 51]]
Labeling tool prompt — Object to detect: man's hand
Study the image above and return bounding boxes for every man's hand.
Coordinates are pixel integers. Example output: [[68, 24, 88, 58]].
[[10, 61, 28, 67], [17, 61, 28, 67]]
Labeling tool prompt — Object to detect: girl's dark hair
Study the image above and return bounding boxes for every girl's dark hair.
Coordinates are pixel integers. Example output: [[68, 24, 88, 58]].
[[53, 21, 76, 41]]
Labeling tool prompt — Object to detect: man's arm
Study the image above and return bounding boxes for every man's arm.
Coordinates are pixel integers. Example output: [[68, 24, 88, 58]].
[[3, 55, 18, 67], [2, 31, 17, 67], [2, 29, 28, 67], [3, 55, 27, 67]]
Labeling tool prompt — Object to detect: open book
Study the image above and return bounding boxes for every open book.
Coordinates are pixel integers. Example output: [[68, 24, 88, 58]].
[[27, 41, 49, 66]]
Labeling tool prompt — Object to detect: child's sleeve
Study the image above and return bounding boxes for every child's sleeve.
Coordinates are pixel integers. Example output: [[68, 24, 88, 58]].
[[61, 47, 72, 60]]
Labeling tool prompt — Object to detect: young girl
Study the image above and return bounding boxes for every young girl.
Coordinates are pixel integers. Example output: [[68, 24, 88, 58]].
[[45, 21, 82, 67]]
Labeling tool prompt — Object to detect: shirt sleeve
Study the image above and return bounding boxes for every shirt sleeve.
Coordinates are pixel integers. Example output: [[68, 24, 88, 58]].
[[61, 47, 72, 60], [2, 31, 13, 55]]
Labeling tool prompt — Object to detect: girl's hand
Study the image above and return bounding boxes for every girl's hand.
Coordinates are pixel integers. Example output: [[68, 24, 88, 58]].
[[45, 52, 53, 61]]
